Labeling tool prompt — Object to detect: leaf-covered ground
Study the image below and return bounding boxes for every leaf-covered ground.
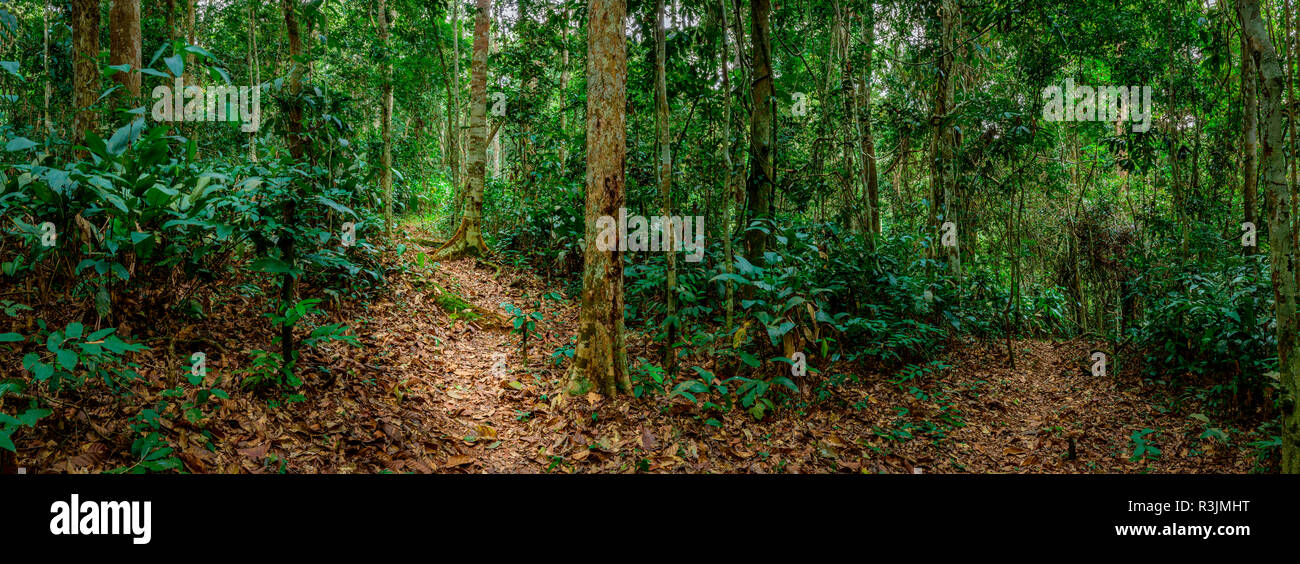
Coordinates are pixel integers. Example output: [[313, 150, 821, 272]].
[[6, 222, 1271, 474]]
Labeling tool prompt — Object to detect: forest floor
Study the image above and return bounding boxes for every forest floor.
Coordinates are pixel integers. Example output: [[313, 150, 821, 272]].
[[9, 220, 1270, 474]]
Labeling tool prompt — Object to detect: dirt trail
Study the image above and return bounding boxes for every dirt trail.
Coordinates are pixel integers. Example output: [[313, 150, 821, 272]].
[[18, 223, 1259, 474], [406, 237, 1259, 473]]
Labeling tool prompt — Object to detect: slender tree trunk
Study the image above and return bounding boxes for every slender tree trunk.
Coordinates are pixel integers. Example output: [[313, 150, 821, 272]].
[[743, 0, 775, 264], [282, 0, 305, 160], [188, 0, 197, 57], [566, 0, 631, 396], [43, 1, 51, 138], [434, 0, 491, 260], [450, 1, 464, 226], [654, 0, 677, 375], [1287, 0, 1299, 262], [1243, 22, 1260, 254], [248, 0, 258, 161], [379, 0, 394, 238], [861, 1, 880, 235], [558, 6, 571, 168], [278, 0, 307, 376], [720, 0, 737, 334], [1240, 0, 1300, 474], [931, 0, 960, 279], [71, 0, 100, 145]]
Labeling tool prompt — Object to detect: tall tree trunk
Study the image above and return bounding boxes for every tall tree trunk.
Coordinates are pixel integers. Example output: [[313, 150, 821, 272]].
[[187, 0, 196, 60], [566, 0, 631, 396], [379, 0, 394, 238], [278, 0, 307, 375], [930, 0, 960, 279], [434, 0, 491, 260], [720, 0, 737, 334], [247, 0, 258, 161], [71, 0, 100, 145], [282, 0, 305, 160], [43, 1, 51, 138], [743, 0, 775, 264], [558, 5, 571, 168], [655, 0, 677, 375], [1243, 20, 1260, 254], [1287, 0, 1299, 263], [861, 1, 880, 235], [450, 1, 464, 226], [1240, 0, 1300, 474], [109, 0, 142, 101]]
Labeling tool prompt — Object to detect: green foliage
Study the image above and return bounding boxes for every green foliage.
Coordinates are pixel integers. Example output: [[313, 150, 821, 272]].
[[21, 320, 147, 393], [1129, 428, 1163, 462], [1131, 252, 1278, 413]]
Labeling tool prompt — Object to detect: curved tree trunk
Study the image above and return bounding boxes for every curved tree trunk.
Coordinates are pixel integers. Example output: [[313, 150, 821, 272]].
[[566, 0, 631, 396], [434, 0, 491, 260]]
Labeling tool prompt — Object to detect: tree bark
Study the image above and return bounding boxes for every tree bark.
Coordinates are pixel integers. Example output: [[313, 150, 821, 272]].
[[720, 0, 737, 334], [743, 0, 775, 264], [1240, 0, 1300, 474], [43, 1, 51, 138], [434, 0, 491, 260], [379, 0, 394, 238], [930, 0, 961, 280], [558, 6, 571, 168], [566, 0, 631, 396], [282, 0, 306, 160], [1242, 20, 1260, 255], [247, 0, 258, 161], [861, 1, 880, 235], [109, 0, 142, 100], [450, 1, 464, 226], [71, 0, 100, 144], [655, 0, 678, 374]]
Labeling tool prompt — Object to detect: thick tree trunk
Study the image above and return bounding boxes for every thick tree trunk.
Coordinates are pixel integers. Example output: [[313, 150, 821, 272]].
[[109, 0, 142, 100], [566, 0, 631, 396], [744, 0, 775, 264], [434, 0, 491, 260], [1240, 0, 1300, 474], [71, 0, 100, 144], [379, 0, 394, 238]]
